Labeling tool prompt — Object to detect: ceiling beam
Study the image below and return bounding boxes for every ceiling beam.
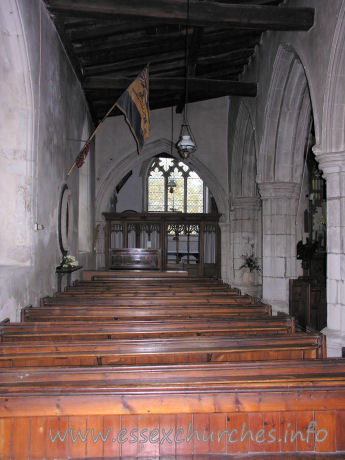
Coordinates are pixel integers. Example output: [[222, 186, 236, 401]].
[[47, 0, 314, 31], [84, 50, 186, 76], [83, 76, 257, 97], [83, 46, 254, 76], [92, 89, 238, 114]]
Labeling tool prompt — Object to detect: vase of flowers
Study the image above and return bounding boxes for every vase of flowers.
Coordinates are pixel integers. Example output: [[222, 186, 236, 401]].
[[240, 244, 261, 283], [240, 244, 261, 273], [59, 254, 79, 270]]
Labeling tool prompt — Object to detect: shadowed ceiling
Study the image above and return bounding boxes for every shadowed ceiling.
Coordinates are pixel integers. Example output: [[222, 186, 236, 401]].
[[43, 0, 314, 123]]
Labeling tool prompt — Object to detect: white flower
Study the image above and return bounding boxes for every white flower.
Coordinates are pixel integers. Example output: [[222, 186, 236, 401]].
[[60, 255, 78, 268]]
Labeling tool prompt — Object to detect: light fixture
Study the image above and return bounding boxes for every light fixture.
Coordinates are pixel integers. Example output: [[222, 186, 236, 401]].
[[168, 179, 177, 194], [167, 179, 177, 211], [176, 0, 197, 159]]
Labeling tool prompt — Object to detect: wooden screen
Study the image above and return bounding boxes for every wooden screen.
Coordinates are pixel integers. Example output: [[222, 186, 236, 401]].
[[103, 212, 221, 276]]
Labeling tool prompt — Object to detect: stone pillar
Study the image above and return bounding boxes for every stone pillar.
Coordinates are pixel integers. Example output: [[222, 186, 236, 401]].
[[219, 222, 232, 284], [315, 152, 345, 356], [96, 222, 106, 269], [258, 182, 300, 314], [230, 197, 262, 297]]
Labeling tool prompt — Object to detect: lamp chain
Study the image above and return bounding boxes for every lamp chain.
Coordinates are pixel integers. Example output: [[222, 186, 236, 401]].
[[170, 105, 174, 155], [184, 0, 191, 121]]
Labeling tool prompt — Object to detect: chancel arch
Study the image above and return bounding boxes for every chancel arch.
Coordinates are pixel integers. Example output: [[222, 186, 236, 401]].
[[96, 138, 227, 223], [95, 138, 228, 270]]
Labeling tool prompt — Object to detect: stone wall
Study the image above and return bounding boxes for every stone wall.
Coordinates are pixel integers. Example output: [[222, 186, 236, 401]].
[[0, 0, 94, 321], [227, 0, 345, 354]]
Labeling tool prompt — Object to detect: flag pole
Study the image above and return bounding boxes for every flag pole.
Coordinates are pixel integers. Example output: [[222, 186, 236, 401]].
[[66, 100, 119, 176]]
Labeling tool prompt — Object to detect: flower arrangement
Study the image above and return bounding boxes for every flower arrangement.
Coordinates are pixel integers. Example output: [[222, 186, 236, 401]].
[[60, 254, 79, 269], [240, 245, 261, 272]]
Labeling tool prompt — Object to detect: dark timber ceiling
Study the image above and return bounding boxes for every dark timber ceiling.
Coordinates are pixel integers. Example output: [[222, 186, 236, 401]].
[[43, 0, 314, 123]]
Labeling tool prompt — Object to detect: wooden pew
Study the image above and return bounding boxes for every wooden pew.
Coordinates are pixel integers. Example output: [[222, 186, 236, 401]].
[[63, 286, 240, 294], [74, 278, 227, 285], [89, 276, 222, 282], [0, 332, 325, 368], [41, 295, 259, 306], [1, 359, 345, 457], [22, 304, 272, 322], [54, 293, 252, 301], [0, 316, 295, 342]]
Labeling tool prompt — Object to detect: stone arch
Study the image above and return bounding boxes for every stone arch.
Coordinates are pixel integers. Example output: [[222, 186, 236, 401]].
[[258, 45, 312, 184], [311, 1, 345, 357], [318, 0, 345, 153], [229, 102, 261, 296], [0, 0, 34, 266], [96, 138, 229, 222], [230, 102, 257, 198], [95, 137, 229, 268], [257, 44, 315, 313]]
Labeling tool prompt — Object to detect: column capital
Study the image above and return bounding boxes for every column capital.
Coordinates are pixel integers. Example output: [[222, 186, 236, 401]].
[[312, 150, 345, 176], [231, 196, 261, 209], [218, 222, 231, 230], [257, 182, 300, 199]]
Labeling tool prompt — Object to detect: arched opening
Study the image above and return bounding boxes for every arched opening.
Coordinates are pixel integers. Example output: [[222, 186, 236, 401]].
[[0, 0, 34, 268], [258, 45, 315, 314], [312, 2, 345, 356], [97, 142, 222, 276], [94, 138, 227, 270], [229, 102, 261, 297]]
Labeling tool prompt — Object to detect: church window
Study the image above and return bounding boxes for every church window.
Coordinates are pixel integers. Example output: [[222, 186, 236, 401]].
[[147, 156, 205, 213]]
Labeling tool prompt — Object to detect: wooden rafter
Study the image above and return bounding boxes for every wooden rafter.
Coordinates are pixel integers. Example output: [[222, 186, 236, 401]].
[[83, 76, 257, 97], [47, 0, 314, 31]]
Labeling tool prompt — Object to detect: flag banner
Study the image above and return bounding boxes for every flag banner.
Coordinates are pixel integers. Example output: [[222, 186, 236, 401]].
[[115, 66, 150, 154], [75, 142, 90, 168], [67, 67, 149, 176]]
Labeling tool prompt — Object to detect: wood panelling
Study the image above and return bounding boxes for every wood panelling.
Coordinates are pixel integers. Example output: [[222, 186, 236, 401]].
[[1, 412, 344, 457]]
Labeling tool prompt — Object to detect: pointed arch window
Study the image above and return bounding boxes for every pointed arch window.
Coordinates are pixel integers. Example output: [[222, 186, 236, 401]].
[[147, 156, 206, 213]]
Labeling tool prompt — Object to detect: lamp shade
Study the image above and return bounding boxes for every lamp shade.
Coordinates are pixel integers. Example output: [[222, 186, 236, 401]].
[[176, 123, 197, 159]]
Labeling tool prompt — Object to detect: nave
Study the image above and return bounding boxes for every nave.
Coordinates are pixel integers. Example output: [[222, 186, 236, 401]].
[[0, 273, 345, 458]]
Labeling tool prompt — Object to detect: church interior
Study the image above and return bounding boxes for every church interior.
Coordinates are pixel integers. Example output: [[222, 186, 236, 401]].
[[0, 0, 345, 457]]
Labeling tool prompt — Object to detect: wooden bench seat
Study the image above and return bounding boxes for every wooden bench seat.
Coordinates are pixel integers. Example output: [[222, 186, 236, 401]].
[[0, 332, 324, 367], [76, 277, 226, 284], [64, 286, 240, 294], [88, 276, 222, 282], [42, 295, 259, 306], [1, 360, 345, 457], [0, 316, 295, 342], [57, 290, 244, 298], [22, 304, 271, 322], [56, 290, 248, 298], [75, 278, 227, 285]]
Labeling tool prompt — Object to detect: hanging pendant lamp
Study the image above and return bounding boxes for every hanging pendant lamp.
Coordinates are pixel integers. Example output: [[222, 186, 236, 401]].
[[176, 0, 197, 159], [176, 115, 197, 159]]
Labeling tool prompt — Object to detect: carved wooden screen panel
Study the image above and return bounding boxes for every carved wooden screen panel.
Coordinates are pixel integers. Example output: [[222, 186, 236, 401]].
[[104, 212, 221, 276]]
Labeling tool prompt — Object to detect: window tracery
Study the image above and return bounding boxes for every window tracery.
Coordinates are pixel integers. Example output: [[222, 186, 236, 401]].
[[147, 156, 205, 213]]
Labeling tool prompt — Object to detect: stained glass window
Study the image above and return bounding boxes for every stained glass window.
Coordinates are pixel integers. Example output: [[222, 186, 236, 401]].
[[147, 156, 205, 213], [148, 167, 165, 212]]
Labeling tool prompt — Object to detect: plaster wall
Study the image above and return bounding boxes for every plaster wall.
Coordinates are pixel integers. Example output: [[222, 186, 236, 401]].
[[0, 0, 94, 321], [115, 164, 143, 213]]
